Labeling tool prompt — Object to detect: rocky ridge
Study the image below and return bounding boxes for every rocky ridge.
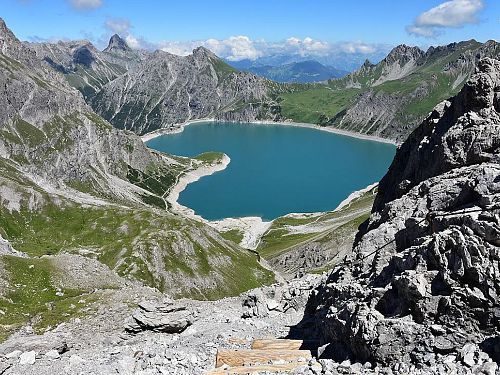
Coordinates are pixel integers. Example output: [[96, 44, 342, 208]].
[[325, 40, 500, 141], [305, 58, 500, 373], [91, 46, 282, 134]]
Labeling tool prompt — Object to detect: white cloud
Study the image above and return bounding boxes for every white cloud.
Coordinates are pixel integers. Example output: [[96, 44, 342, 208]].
[[285, 37, 329, 55], [407, 0, 484, 37], [68, 0, 103, 10], [124, 35, 141, 49], [222, 36, 262, 60], [159, 35, 262, 60], [104, 17, 131, 34], [155, 36, 386, 62]]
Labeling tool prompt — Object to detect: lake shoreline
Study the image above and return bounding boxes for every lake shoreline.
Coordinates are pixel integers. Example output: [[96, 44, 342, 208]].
[[141, 118, 399, 146], [151, 119, 394, 250], [165, 151, 380, 250]]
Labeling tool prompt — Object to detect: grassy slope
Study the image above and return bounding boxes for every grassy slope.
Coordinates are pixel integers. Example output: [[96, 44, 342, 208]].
[[0, 256, 100, 341], [273, 41, 498, 138], [0, 47, 275, 341], [257, 187, 376, 271], [278, 86, 360, 125]]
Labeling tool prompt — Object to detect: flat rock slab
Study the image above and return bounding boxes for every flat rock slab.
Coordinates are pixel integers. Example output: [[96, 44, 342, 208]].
[[124, 300, 194, 334]]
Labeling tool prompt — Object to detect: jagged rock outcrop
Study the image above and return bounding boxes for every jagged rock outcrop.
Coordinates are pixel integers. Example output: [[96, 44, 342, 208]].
[[242, 274, 324, 318], [308, 58, 500, 370], [29, 38, 130, 99], [103, 34, 132, 53]]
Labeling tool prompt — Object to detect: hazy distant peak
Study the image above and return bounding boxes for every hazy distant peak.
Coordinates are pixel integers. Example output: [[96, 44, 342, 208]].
[[104, 34, 131, 53]]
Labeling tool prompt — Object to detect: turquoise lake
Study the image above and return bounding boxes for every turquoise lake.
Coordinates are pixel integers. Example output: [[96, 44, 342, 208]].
[[146, 122, 396, 221]]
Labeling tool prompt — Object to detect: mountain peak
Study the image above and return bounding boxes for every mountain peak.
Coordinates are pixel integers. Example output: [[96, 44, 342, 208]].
[[385, 44, 424, 64], [104, 34, 131, 53], [0, 17, 19, 45], [362, 59, 374, 68], [192, 46, 217, 59]]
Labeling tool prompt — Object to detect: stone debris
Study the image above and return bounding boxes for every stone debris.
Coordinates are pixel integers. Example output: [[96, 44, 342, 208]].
[[43, 350, 60, 360], [124, 300, 194, 334], [18, 351, 36, 365], [242, 274, 323, 319]]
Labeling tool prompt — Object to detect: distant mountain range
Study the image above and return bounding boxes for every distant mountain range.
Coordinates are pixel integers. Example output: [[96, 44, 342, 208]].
[[20, 28, 500, 142], [228, 49, 391, 74], [279, 40, 500, 141], [228, 60, 349, 83]]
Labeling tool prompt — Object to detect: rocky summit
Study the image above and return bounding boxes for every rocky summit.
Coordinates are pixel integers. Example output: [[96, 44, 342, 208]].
[[306, 58, 500, 373]]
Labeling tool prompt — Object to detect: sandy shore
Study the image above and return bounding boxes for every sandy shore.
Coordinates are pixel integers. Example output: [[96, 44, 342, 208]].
[[164, 154, 272, 250], [141, 119, 399, 146], [165, 153, 230, 218], [141, 118, 215, 142]]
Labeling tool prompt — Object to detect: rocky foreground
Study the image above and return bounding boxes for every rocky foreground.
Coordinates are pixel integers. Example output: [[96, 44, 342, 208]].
[[0, 274, 325, 374], [304, 58, 500, 374]]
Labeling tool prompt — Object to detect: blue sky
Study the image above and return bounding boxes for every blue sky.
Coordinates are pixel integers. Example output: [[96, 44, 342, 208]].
[[2, 0, 498, 60]]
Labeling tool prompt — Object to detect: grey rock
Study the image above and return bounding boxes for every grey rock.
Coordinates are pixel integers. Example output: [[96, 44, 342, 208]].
[[460, 343, 478, 367], [4, 350, 21, 359], [308, 58, 500, 368], [242, 290, 269, 318], [18, 351, 36, 365], [44, 350, 60, 360], [125, 300, 193, 334], [69, 354, 85, 366], [478, 362, 498, 375]]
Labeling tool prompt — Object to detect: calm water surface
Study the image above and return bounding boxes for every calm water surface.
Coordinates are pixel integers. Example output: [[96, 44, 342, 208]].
[[146, 122, 396, 221]]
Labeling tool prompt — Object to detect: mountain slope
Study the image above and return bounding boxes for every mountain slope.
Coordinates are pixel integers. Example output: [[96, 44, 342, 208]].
[[29, 34, 145, 101], [91, 47, 283, 134], [0, 18, 274, 339], [278, 40, 500, 141], [306, 58, 500, 369]]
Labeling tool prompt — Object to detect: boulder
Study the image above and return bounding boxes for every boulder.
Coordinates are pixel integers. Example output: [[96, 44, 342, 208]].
[[124, 300, 194, 334]]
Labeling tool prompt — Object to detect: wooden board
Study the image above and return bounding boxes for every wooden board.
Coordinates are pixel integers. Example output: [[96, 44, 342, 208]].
[[206, 362, 302, 374], [215, 349, 311, 367], [251, 339, 305, 350]]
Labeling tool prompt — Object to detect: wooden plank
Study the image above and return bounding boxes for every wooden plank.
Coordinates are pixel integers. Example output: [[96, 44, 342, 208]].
[[215, 349, 311, 367], [251, 339, 305, 350], [206, 362, 302, 374]]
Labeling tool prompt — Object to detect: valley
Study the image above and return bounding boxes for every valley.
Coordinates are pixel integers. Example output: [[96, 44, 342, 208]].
[[0, 2, 499, 373]]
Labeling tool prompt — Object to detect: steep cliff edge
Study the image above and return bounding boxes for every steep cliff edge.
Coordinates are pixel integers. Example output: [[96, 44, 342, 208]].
[[307, 58, 500, 371]]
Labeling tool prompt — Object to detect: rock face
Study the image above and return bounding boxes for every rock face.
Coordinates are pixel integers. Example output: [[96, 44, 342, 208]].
[[91, 47, 281, 134], [103, 34, 132, 53], [308, 58, 500, 369], [124, 300, 194, 334]]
